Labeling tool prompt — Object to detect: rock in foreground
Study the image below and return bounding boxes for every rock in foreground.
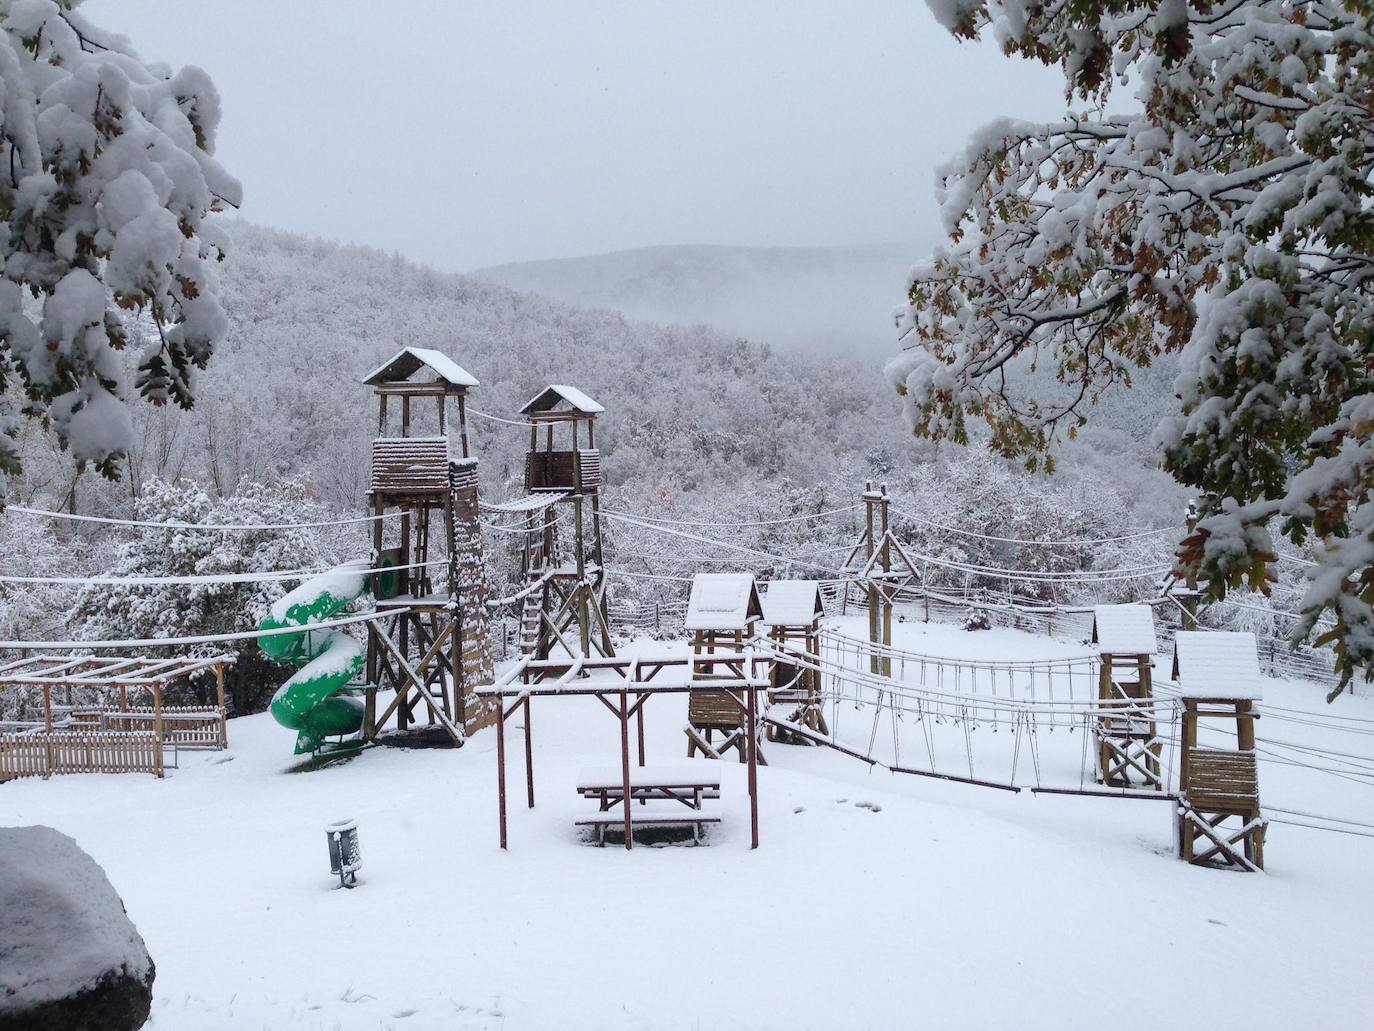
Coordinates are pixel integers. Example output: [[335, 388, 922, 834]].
[[0, 825, 155, 1031]]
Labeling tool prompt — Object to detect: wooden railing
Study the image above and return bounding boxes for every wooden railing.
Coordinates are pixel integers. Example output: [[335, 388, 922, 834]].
[[69, 706, 227, 750]]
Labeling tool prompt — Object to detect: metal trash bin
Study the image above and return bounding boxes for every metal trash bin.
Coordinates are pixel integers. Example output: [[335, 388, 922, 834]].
[[326, 819, 361, 888]]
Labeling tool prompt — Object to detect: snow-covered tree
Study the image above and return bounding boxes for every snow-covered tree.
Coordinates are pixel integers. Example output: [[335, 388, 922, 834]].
[[0, 0, 240, 492], [888, 0, 1373, 692], [67, 479, 341, 715]]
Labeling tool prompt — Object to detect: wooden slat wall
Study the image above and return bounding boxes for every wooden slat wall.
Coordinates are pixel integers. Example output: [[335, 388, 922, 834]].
[[577, 449, 601, 492], [370, 438, 450, 495]]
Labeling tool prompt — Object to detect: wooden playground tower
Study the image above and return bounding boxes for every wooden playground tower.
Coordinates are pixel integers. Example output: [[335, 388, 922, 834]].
[[1090, 604, 1164, 790], [360, 347, 496, 743], [844, 482, 923, 676], [762, 580, 829, 742], [685, 573, 765, 761], [1173, 631, 1267, 871], [513, 385, 614, 661]]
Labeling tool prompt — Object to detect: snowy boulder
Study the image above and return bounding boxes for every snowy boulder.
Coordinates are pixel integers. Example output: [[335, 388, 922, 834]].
[[0, 826, 155, 1031]]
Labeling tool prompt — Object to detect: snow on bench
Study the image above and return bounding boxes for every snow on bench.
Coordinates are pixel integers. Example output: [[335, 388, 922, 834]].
[[575, 802, 722, 827], [575, 765, 722, 791]]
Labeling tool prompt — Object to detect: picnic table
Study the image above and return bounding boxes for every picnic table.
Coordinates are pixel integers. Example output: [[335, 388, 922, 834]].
[[575, 764, 722, 844]]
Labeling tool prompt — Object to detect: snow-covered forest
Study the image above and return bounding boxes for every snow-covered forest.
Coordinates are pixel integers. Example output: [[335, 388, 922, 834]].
[[0, 221, 1214, 712]]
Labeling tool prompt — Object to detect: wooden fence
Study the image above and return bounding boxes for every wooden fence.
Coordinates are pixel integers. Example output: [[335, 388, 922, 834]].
[[69, 706, 227, 750], [0, 730, 162, 781]]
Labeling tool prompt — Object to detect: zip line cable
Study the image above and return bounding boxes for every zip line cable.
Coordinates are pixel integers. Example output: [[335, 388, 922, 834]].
[[6, 505, 399, 532], [599, 504, 862, 529], [886, 504, 1176, 547]]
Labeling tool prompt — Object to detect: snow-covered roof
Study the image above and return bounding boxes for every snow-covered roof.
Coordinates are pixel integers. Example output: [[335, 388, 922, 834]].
[[520, 384, 604, 416], [761, 580, 824, 627], [685, 573, 762, 632], [1091, 604, 1157, 655], [1171, 631, 1263, 700], [363, 347, 479, 389]]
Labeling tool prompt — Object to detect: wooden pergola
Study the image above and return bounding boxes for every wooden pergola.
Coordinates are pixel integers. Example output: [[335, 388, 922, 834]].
[[476, 651, 771, 850], [0, 653, 233, 780]]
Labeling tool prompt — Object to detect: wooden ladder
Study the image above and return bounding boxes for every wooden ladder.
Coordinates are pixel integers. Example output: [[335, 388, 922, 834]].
[[518, 575, 545, 656]]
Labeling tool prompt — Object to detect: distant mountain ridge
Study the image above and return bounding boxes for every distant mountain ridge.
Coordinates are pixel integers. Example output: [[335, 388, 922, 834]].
[[474, 241, 924, 357]]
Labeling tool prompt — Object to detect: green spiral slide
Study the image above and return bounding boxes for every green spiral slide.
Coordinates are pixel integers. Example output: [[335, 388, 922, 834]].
[[258, 561, 372, 755]]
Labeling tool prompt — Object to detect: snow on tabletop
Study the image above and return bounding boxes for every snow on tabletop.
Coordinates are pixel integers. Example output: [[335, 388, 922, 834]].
[[1171, 631, 1264, 700], [520, 383, 605, 415], [0, 826, 151, 1013], [761, 580, 823, 627], [685, 573, 760, 631], [268, 559, 370, 622], [576, 764, 723, 788], [362, 346, 478, 388], [1091, 603, 1158, 655]]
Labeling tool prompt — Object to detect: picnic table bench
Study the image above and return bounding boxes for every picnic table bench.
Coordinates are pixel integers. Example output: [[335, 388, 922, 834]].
[[575, 765, 722, 844]]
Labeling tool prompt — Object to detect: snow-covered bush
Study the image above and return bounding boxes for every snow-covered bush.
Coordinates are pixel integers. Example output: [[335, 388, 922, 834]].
[[0, 1, 240, 492], [67, 478, 342, 715], [891, 0, 1374, 691]]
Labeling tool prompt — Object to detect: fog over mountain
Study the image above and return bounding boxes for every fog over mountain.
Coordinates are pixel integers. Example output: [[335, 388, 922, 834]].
[[475, 242, 925, 358]]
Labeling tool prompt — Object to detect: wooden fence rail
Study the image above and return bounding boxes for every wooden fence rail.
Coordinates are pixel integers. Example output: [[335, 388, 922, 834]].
[[0, 730, 162, 781]]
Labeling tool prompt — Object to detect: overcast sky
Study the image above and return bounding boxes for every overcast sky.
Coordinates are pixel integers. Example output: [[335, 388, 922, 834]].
[[93, 0, 1064, 272]]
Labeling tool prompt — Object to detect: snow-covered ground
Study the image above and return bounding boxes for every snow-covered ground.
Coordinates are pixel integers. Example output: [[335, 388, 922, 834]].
[[2, 621, 1371, 1030]]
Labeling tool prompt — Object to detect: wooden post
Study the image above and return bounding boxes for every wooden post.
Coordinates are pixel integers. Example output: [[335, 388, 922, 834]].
[[457, 393, 470, 459], [496, 700, 508, 849], [214, 664, 228, 748], [574, 496, 590, 657], [880, 484, 892, 677], [636, 698, 646, 767], [153, 683, 164, 779], [619, 689, 632, 850], [747, 675, 759, 850], [524, 696, 534, 809], [864, 482, 879, 675]]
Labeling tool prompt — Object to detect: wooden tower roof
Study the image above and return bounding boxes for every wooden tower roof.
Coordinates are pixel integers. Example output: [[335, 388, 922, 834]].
[[685, 573, 763, 632], [761, 580, 824, 628], [364, 347, 479, 391], [520, 384, 604, 417], [1171, 631, 1264, 700], [1091, 603, 1158, 656]]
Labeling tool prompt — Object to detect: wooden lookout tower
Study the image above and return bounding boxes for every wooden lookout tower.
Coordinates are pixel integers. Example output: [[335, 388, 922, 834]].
[[761, 580, 829, 743], [513, 384, 614, 660], [360, 347, 496, 743], [1172, 631, 1267, 871], [685, 573, 763, 761], [1091, 603, 1163, 790]]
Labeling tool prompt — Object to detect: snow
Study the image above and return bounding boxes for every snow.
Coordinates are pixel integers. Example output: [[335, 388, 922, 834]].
[[1172, 631, 1265, 700], [760, 579, 823, 627], [0, 623, 1371, 1028], [520, 383, 605, 415], [0, 825, 151, 1012], [684, 573, 760, 631], [268, 559, 370, 623], [1092, 603, 1158, 655], [362, 346, 479, 389]]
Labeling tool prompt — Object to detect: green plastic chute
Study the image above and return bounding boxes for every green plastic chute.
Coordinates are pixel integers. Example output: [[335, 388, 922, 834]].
[[258, 560, 372, 755]]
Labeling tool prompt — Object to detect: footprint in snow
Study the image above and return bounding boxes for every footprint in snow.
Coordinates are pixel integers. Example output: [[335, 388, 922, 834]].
[[793, 806, 806, 814], [854, 801, 882, 813]]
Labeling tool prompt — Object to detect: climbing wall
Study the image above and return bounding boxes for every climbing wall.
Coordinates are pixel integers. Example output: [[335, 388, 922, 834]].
[[449, 458, 498, 733]]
